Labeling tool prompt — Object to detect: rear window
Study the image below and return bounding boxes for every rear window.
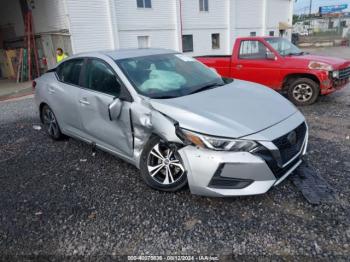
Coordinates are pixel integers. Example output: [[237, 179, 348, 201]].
[[56, 59, 84, 86]]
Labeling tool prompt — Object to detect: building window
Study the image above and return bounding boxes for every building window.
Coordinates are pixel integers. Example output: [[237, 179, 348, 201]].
[[182, 35, 193, 52], [138, 36, 150, 48], [137, 0, 151, 8], [250, 32, 256, 37], [329, 21, 334, 29], [212, 33, 220, 49], [269, 31, 274, 36], [199, 0, 209, 11]]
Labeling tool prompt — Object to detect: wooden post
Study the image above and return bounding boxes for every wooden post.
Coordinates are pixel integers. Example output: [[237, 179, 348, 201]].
[[17, 48, 23, 83], [30, 13, 40, 78], [27, 13, 32, 81]]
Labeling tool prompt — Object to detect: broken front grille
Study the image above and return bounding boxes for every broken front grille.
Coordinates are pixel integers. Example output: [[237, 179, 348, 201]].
[[338, 67, 350, 80], [255, 149, 301, 179], [272, 122, 307, 165], [253, 122, 307, 179]]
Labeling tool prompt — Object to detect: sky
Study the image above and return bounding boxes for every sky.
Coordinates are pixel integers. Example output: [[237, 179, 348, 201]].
[[294, 0, 350, 14]]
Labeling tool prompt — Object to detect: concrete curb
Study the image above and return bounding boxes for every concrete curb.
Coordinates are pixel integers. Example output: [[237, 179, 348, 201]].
[[0, 92, 34, 102]]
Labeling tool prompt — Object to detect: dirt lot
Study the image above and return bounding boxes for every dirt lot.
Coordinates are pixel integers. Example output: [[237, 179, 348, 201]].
[[302, 46, 350, 59], [1, 50, 350, 259]]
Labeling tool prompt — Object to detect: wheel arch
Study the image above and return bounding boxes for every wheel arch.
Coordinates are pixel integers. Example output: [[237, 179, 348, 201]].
[[139, 134, 188, 191], [132, 111, 184, 169], [282, 73, 321, 93]]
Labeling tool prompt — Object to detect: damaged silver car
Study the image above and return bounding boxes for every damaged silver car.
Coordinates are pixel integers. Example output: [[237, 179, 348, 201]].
[[34, 49, 308, 197]]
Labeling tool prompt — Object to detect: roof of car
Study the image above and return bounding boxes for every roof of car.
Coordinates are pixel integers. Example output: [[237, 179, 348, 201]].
[[236, 36, 282, 40], [74, 48, 177, 61]]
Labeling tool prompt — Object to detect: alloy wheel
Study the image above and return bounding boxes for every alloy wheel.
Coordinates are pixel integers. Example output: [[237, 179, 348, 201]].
[[292, 83, 313, 102], [42, 107, 59, 137], [147, 142, 185, 185]]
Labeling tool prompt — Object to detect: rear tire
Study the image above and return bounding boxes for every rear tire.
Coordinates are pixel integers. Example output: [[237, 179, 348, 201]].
[[287, 78, 319, 106], [41, 105, 64, 140], [140, 136, 187, 192]]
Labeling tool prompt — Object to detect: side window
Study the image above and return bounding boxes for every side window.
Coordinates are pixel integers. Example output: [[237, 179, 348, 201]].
[[84, 59, 121, 97], [199, 0, 209, 11], [239, 40, 269, 60], [57, 59, 84, 86]]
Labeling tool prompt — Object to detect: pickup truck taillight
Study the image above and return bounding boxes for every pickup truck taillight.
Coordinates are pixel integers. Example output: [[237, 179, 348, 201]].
[[32, 81, 37, 90]]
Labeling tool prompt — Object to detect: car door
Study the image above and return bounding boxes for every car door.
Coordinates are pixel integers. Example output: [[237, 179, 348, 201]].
[[231, 39, 282, 89], [78, 58, 133, 157], [46, 58, 84, 136]]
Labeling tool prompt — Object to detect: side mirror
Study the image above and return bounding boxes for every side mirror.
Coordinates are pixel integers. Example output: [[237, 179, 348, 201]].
[[108, 98, 123, 121], [266, 52, 277, 60]]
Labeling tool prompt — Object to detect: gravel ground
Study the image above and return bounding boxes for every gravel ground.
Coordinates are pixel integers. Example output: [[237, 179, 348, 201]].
[[0, 87, 349, 259]]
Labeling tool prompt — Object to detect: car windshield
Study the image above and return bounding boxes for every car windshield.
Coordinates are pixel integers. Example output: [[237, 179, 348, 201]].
[[116, 53, 224, 99], [265, 37, 303, 56]]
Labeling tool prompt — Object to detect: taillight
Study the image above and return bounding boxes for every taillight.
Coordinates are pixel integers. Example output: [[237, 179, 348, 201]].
[[32, 81, 37, 90]]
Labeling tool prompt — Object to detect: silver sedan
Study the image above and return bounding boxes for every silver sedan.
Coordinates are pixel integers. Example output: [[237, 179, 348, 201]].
[[34, 49, 308, 197]]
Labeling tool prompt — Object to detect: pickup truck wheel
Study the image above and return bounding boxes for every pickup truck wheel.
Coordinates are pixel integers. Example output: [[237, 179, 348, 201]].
[[288, 78, 319, 106], [140, 136, 187, 192]]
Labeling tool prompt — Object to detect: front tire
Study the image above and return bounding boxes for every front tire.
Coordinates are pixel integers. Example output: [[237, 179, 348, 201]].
[[287, 78, 319, 106], [140, 136, 187, 192], [41, 105, 64, 140]]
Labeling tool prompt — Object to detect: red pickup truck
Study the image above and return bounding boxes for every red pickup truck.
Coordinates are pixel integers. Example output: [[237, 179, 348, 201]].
[[196, 37, 350, 105]]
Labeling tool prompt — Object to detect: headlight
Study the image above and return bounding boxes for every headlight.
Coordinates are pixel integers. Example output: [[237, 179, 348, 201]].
[[332, 70, 339, 78], [178, 128, 258, 152], [308, 61, 333, 71]]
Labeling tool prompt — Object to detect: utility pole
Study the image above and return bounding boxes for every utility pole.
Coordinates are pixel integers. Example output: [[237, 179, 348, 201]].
[[309, 0, 312, 16]]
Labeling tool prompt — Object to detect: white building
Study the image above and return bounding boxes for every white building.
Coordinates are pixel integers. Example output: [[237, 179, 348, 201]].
[[0, 0, 293, 60]]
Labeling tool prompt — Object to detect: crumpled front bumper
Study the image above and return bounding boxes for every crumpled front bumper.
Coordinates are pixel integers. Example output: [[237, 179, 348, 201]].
[[179, 147, 275, 196], [318, 70, 350, 95], [179, 144, 306, 197], [178, 113, 308, 197]]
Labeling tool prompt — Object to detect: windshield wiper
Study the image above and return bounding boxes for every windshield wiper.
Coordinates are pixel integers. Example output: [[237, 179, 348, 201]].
[[189, 82, 224, 95], [151, 95, 179, 99]]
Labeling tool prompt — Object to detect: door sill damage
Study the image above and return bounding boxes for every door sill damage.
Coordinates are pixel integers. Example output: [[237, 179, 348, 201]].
[[291, 163, 337, 205]]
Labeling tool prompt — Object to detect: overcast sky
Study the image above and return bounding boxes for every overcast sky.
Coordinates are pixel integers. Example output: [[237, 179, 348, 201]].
[[294, 0, 350, 14]]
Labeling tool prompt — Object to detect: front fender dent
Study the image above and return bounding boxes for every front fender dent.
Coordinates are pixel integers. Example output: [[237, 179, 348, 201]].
[[130, 102, 183, 168]]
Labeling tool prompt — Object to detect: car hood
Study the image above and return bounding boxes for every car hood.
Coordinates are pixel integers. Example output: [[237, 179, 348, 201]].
[[149, 80, 298, 138], [288, 54, 350, 69]]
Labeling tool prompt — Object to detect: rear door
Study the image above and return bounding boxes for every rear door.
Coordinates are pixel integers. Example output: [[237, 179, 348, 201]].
[[46, 58, 84, 135], [231, 39, 282, 89], [78, 58, 133, 156]]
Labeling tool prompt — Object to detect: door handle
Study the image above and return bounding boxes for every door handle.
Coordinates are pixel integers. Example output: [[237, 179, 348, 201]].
[[236, 64, 243, 70], [79, 98, 90, 105], [48, 87, 55, 93]]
